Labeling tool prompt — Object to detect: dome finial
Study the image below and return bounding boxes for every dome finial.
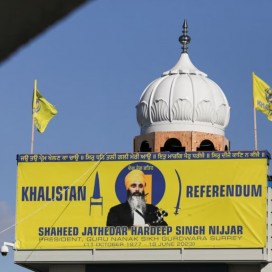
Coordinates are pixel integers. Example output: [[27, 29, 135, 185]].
[[179, 19, 191, 53]]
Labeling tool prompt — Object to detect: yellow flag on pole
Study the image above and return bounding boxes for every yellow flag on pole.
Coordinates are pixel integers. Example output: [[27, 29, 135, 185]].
[[32, 84, 57, 133], [253, 72, 272, 121]]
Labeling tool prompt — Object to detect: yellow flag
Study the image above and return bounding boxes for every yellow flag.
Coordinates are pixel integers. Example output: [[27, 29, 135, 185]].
[[32, 86, 57, 133], [253, 72, 272, 121]]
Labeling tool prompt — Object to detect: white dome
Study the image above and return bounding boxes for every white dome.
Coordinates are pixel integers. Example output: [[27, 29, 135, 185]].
[[136, 51, 230, 136]]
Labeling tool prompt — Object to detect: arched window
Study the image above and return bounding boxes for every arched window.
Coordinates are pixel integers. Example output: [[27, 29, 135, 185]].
[[197, 140, 215, 151], [140, 141, 152, 152], [160, 138, 185, 152]]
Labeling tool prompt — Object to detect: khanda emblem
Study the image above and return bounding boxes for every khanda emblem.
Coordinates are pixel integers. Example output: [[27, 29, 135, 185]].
[[265, 88, 272, 110], [33, 96, 41, 113], [265, 88, 272, 102]]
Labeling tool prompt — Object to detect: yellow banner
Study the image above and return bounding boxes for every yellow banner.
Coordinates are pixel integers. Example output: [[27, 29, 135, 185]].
[[16, 151, 268, 250]]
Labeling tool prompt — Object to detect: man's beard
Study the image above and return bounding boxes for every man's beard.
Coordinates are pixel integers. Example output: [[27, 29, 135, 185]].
[[127, 191, 146, 215]]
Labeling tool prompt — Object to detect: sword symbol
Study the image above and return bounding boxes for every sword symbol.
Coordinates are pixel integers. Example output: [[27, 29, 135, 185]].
[[174, 169, 182, 215]]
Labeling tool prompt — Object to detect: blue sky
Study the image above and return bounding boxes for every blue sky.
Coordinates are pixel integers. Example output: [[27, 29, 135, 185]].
[[1, 0, 272, 270]]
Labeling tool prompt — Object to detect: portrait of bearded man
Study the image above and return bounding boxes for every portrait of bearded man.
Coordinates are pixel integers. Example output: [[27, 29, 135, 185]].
[[106, 169, 167, 227]]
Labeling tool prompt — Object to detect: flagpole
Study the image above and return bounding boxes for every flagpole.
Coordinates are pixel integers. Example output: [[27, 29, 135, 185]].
[[252, 73, 258, 150], [31, 80, 37, 154], [253, 108, 258, 150]]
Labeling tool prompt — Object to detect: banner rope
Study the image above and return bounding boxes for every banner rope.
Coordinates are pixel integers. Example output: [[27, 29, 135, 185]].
[[0, 153, 107, 238]]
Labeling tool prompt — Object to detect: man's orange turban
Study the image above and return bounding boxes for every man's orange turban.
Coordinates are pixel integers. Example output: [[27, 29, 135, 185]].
[[125, 169, 146, 190]]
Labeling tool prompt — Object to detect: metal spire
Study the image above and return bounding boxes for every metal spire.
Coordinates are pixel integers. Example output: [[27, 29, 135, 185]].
[[179, 19, 191, 53]]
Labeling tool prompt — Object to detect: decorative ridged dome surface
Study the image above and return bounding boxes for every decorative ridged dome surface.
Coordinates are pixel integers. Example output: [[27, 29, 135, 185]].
[[136, 20, 230, 136]]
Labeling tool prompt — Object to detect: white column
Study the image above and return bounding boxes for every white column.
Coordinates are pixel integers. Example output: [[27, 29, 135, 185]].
[[261, 263, 272, 272]]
